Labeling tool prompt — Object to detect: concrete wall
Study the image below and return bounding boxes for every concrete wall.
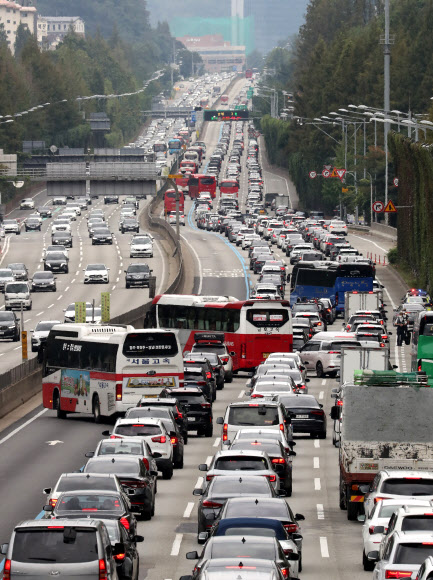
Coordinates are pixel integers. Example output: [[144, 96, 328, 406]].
[[370, 223, 397, 242]]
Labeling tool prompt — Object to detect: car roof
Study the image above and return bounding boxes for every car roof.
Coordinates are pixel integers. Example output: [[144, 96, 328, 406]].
[[214, 449, 270, 459], [216, 517, 284, 530], [15, 519, 103, 530], [115, 417, 164, 426], [226, 401, 280, 408]]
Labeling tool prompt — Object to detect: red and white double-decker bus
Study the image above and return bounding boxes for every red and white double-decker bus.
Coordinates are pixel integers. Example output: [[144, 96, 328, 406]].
[[146, 295, 293, 373]]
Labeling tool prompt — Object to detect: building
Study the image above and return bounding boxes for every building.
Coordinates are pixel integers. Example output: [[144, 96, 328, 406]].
[[37, 15, 85, 49], [0, 0, 37, 53], [177, 34, 246, 73]]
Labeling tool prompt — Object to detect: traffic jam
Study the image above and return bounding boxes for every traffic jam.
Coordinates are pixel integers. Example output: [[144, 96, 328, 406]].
[[1, 78, 433, 580]]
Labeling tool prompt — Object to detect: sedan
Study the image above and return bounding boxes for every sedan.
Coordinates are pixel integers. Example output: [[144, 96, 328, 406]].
[[25, 217, 42, 232], [31, 271, 57, 292], [20, 198, 35, 210], [83, 264, 110, 284], [44, 252, 69, 274], [168, 212, 185, 226], [92, 228, 113, 245], [277, 394, 326, 439], [125, 263, 152, 288], [8, 263, 28, 280], [121, 218, 140, 234], [31, 320, 60, 352]]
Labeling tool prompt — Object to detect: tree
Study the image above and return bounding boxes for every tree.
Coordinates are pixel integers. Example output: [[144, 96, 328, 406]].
[[0, 23, 8, 48], [14, 24, 32, 58]]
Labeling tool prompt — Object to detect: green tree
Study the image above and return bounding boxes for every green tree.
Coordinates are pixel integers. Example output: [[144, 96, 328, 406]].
[[14, 24, 32, 58]]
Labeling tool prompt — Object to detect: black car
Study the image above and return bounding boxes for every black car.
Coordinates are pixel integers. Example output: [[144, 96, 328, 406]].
[[83, 456, 156, 520], [136, 396, 188, 443], [121, 219, 139, 234], [104, 194, 119, 204], [44, 251, 69, 274], [37, 206, 52, 218], [25, 217, 41, 231], [125, 263, 152, 288], [92, 228, 113, 245], [46, 489, 138, 536], [0, 310, 20, 341], [278, 394, 327, 438], [229, 439, 295, 496], [160, 386, 213, 437], [185, 353, 224, 390], [52, 231, 73, 247], [183, 366, 216, 402], [7, 263, 28, 280], [125, 407, 185, 468], [100, 519, 143, 580], [31, 271, 56, 292], [193, 474, 277, 535]]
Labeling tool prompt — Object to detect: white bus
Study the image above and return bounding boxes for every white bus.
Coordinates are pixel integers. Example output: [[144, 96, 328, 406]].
[[42, 324, 184, 422]]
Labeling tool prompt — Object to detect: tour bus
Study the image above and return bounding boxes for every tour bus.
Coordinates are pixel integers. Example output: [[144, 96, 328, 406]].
[[290, 262, 374, 315], [220, 94, 229, 105], [164, 189, 185, 213], [146, 295, 293, 372], [153, 141, 167, 157], [42, 324, 184, 421], [168, 138, 182, 154], [188, 174, 217, 199], [220, 179, 240, 196]]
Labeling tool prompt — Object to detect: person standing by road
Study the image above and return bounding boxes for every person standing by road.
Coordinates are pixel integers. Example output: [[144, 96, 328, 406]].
[[395, 311, 408, 347]]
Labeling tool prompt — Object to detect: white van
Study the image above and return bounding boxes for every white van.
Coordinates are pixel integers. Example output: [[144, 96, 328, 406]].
[[4, 281, 32, 310]]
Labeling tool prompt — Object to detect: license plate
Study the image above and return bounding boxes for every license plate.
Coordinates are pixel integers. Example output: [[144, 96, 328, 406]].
[[296, 415, 309, 419], [263, 353, 270, 359], [188, 416, 196, 422], [0, 332, 4, 335]]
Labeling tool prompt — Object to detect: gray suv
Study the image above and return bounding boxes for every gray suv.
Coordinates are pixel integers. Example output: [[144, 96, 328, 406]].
[[0, 518, 122, 579]]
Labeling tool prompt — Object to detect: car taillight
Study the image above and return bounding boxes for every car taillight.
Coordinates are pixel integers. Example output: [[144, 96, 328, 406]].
[[272, 457, 286, 464], [206, 371, 212, 379], [206, 474, 214, 482], [221, 356, 229, 363], [170, 436, 178, 445], [110, 435, 122, 439], [115, 383, 122, 401], [142, 457, 150, 470], [369, 525, 378, 535], [99, 559, 108, 580], [3, 559, 11, 580], [337, 400, 343, 406], [266, 474, 276, 482], [222, 423, 228, 441], [201, 402, 211, 408], [119, 517, 130, 531], [385, 572, 413, 579], [251, 393, 264, 398], [49, 498, 58, 507], [311, 410, 324, 416], [280, 567, 289, 578], [151, 436, 167, 443], [114, 553, 126, 562], [284, 522, 299, 533], [202, 500, 223, 508], [279, 423, 284, 431]]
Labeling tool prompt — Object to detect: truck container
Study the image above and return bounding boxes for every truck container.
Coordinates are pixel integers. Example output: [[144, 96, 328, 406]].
[[339, 346, 390, 387], [331, 372, 433, 520], [344, 290, 382, 323]]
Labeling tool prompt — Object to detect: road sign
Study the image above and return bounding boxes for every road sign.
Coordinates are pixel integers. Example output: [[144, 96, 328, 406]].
[[372, 201, 384, 213], [336, 168, 346, 181], [322, 169, 331, 178], [393, 177, 399, 187], [101, 292, 110, 323], [384, 199, 397, 213], [190, 111, 196, 123], [324, 164, 332, 171], [330, 169, 338, 178], [75, 301, 87, 323], [21, 330, 27, 360], [309, 171, 317, 179], [168, 174, 183, 179]]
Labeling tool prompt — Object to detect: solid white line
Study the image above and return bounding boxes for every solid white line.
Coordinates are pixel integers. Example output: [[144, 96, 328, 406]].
[[321, 379, 326, 385], [180, 233, 203, 294], [205, 455, 212, 466], [314, 440, 320, 448], [238, 389, 245, 398], [349, 233, 388, 253], [13, 346, 21, 351], [314, 457, 320, 469], [195, 477, 204, 489], [170, 533, 183, 556], [319, 391, 324, 399], [315, 478, 321, 491], [183, 502, 194, 518], [0, 408, 48, 446], [320, 537, 329, 558], [317, 504, 325, 520], [213, 437, 221, 447]]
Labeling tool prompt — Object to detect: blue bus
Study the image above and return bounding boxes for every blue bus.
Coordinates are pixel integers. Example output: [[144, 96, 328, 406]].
[[168, 138, 182, 155], [290, 262, 374, 315]]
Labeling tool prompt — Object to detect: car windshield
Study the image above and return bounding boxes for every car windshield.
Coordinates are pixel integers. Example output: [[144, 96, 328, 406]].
[[133, 237, 151, 244], [12, 529, 99, 564], [128, 265, 148, 273], [115, 424, 161, 437], [228, 406, 280, 426], [98, 441, 142, 455], [127, 408, 170, 419], [0, 270, 13, 278], [3, 220, 16, 225], [214, 457, 267, 471], [255, 383, 292, 392], [381, 478, 433, 495], [56, 494, 123, 512], [209, 542, 276, 560], [35, 322, 57, 332], [222, 527, 276, 538], [225, 502, 287, 518], [8, 264, 24, 271], [394, 543, 433, 565], [57, 477, 117, 492], [46, 253, 66, 261], [5, 283, 27, 293], [210, 477, 271, 496], [86, 265, 105, 271], [279, 396, 319, 409], [0, 313, 14, 322], [85, 459, 140, 476], [34, 273, 54, 280]]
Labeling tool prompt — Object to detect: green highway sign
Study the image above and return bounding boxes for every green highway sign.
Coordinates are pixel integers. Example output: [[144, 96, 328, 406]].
[[204, 109, 249, 121]]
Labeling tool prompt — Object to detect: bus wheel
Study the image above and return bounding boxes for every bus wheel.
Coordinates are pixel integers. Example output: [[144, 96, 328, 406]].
[[92, 395, 102, 424], [54, 391, 66, 419]]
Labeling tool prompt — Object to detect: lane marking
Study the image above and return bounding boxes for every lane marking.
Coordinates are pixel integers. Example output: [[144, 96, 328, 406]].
[[238, 389, 245, 398], [205, 455, 212, 466], [213, 437, 221, 447], [349, 233, 388, 253], [57, 294, 63, 301], [320, 537, 330, 558], [170, 533, 183, 556], [195, 477, 203, 489], [314, 457, 320, 468], [0, 408, 48, 446], [47, 304, 53, 309], [180, 231, 203, 294], [317, 503, 325, 520], [321, 379, 326, 385], [315, 478, 321, 491], [314, 439, 320, 448], [183, 502, 194, 518], [319, 391, 324, 400]]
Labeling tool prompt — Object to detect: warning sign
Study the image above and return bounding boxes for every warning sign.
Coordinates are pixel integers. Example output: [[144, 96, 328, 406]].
[[384, 200, 397, 213]]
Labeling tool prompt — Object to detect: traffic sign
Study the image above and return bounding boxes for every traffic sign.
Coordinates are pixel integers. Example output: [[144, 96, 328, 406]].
[[330, 169, 338, 178], [21, 331, 27, 360], [372, 201, 384, 213], [75, 301, 87, 323], [324, 164, 332, 171], [322, 169, 331, 178], [101, 292, 110, 323], [336, 168, 346, 181], [384, 199, 397, 213], [309, 171, 317, 179], [168, 174, 183, 179], [393, 177, 399, 187]]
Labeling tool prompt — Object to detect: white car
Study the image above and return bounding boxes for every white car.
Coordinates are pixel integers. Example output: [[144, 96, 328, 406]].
[[61, 210, 77, 221], [83, 264, 110, 284], [417, 556, 433, 580], [3, 219, 21, 235], [369, 531, 433, 579], [106, 418, 174, 479], [31, 320, 61, 352], [329, 220, 348, 235], [20, 198, 35, 210], [168, 212, 185, 226], [130, 234, 154, 258], [51, 219, 71, 234]]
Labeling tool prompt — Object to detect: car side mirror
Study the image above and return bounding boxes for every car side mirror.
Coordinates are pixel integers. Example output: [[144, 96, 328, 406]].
[[152, 452, 162, 459], [113, 542, 125, 556], [197, 532, 208, 545], [216, 417, 224, 425], [101, 430, 111, 436], [0, 544, 9, 555], [373, 525, 385, 534], [43, 487, 52, 495], [193, 488, 203, 496], [367, 550, 380, 563], [186, 551, 199, 560], [198, 464, 208, 471], [358, 484, 370, 494], [295, 513, 305, 521], [330, 406, 341, 420], [287, 552, 299, 561], [289, 450, 297, 456], [150, 470, 158, 477], [133, 534, 144, 543], [357, 514, 366, 522], [85, 452, 94, 458], [278, 489, 286, 497], [388, 331, 393, 335], [43, 505, 53, 512], [305, 378, 310, 383]]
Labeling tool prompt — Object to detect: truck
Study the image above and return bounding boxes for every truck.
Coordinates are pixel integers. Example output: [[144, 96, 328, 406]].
[[264, 193, 281, 208], [344, 290, 382, 323], [331, 371, 433, 520], [271, 194, 290, 211]]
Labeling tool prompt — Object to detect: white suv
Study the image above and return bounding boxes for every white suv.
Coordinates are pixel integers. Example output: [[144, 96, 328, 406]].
[[20, 198, 35, 210]]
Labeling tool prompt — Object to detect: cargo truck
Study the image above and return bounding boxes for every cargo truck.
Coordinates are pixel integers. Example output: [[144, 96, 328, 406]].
[[344, 290, 383, 323], [331, 372, 433, 520]]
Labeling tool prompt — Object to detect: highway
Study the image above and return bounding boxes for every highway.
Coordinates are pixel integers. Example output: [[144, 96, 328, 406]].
[[0, 78, 412, 580]]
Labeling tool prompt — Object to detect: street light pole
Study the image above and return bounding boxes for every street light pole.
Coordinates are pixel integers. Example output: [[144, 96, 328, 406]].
[[384, 0, 391, 224]]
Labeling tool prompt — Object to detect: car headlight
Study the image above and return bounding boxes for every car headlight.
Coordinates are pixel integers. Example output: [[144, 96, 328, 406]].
[[46, 263, 51, 267], [8, 325, 15, 329], [61, 263, 66, 267]]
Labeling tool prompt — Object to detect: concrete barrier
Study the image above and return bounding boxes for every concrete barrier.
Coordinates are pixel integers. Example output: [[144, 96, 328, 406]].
[[371, 222, 397, 242]]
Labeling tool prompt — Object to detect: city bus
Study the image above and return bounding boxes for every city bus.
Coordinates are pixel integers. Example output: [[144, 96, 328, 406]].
[[42, 324, 184, 421], [145, 295, 293, 372], [153, 141, 167, 157], [245, 69, 253, 79], [168, 138, 182, 154], [220, 179, 239, 196], [188, 174, 217, 199], [290, 262, 374, 315], [164, 189, 185, 213], [411, 311, 433, 375]]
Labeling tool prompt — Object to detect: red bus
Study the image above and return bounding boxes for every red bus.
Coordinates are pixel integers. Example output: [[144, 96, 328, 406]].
[[245, 69, 253, 79], [180, 160, 198, 174], [220, 94, 229, 105], [164, 189, 185, 213], [146, 295, 293, 373], [220, 179, 239, 196], [188, 174, 217, 199]]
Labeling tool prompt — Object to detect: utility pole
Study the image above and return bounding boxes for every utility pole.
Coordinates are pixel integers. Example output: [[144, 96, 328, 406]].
[[384, 0, 391, 224]]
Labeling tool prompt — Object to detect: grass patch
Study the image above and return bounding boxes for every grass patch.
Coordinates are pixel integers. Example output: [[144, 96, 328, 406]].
[[390, 258, 419, 289]]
